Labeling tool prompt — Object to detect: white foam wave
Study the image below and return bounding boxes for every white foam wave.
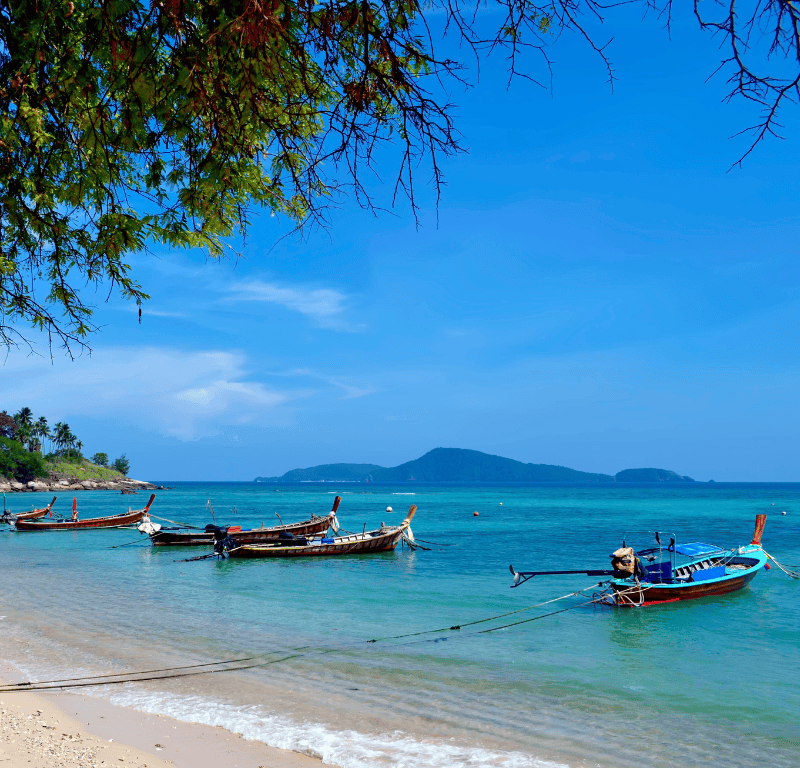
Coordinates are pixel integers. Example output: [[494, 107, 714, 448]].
[[392, 493, 415, 495], [106, 687, 567, 768]]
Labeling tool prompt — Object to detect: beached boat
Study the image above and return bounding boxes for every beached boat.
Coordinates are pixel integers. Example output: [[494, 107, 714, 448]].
[[510, 514, 769, 606], [14, 494, 156, 531], [226, 505, 416, 559], [147, 496, 342, 546], [1, 496, 57, 524]]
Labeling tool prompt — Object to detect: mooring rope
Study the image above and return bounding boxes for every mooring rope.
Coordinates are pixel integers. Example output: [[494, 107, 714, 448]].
[[107, 540, 152, 549], [366, 585, 600, 643], [0, 584, 611, 693], [0, 654, 302, 693], [474, 598, 597, 633], [0, 653, 281, 690], [0, 578, 682, 694], [149, 515, 203, 529], [762, 549, 800, 579]]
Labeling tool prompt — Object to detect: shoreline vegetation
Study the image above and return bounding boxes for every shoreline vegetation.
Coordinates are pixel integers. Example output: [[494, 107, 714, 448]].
[[0, 407, 161, 494], [256, 448, 697, 484]]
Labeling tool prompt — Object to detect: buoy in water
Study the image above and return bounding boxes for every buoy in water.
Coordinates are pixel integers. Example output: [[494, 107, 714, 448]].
[[386, 506, 393, 513], [473, 511, 479, 517], [782, 511, 787, 515], [499, 502, 503, 506]]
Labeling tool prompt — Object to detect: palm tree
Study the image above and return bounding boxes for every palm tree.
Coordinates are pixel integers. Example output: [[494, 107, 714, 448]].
[[64, 428, 78, 457], [34, 416, 50, 454], [15, 422, 33, 450], [53, 422, 71, 454], [14, 407, 33, 427]]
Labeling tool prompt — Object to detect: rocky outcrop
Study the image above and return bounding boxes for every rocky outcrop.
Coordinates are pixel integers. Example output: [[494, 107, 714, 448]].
[[0, 476, 165, 493]]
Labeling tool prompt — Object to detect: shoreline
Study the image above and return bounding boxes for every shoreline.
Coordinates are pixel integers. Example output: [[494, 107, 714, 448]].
[[1, 663, 321, 768], [0, 478, 165, 493]]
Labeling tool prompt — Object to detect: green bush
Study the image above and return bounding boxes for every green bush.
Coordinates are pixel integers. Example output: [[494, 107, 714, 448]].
[[0, 437, 49, 481], [91, 452, 109, 467], [112, 454, 130, 476]]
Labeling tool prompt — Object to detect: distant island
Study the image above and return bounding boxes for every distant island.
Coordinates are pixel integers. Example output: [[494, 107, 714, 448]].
[[614, 468, 694, 482], [255, 448, 695, 484]]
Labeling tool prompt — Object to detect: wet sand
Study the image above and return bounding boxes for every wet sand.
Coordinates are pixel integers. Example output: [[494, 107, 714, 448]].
[[1, 670, 321, 768]]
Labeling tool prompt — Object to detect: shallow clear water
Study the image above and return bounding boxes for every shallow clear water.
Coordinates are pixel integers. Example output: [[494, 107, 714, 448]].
[[1, 483, 799, 768]]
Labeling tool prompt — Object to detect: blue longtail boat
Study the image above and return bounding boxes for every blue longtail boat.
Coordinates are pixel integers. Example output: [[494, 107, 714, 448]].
[[510, 515, 770, 606]]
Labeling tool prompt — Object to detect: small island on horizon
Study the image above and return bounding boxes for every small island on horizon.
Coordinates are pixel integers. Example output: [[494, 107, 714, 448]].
[[255, 448, 696, 484]]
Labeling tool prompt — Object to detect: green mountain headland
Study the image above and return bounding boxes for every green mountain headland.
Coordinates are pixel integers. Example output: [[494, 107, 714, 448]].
[[265, 463, 384, 483], [255, 448, 696, 483]]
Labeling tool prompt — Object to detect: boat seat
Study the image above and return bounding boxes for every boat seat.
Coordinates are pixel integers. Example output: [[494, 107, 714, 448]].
[[644, 561, 673, 584], [690, 565, 726, 582]]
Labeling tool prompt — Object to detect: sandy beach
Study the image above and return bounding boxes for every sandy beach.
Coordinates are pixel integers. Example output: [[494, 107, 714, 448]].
[[1, 669, 320, 768]]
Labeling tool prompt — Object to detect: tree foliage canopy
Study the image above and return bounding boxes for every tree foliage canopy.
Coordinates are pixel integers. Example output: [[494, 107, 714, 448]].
[[0, 435, 48, 480], [1, 0, 798, 351]]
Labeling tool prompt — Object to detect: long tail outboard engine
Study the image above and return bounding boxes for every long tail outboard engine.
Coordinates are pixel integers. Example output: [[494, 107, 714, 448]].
[[207, 525, 236, 557], [278, 531, 308, 547]]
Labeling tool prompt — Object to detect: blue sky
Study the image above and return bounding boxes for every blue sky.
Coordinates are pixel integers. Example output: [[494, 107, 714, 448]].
[[3, 10, 799, 481]]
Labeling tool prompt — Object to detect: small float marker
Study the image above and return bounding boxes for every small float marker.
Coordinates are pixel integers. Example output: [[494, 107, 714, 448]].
[[473, 511, 479, 517], [499, 502, 503, 506]]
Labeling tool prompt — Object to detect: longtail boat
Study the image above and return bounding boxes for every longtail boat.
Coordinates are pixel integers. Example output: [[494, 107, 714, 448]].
[[14, 494, 155, 531], [226, 505, 416, 559], [1, 496, 57, 524], [509, 515, 770, 606], [146, 496, 342, 546]]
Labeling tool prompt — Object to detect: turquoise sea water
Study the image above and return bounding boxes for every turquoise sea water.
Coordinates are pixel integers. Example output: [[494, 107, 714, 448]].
[[1, 483, 799, 768]]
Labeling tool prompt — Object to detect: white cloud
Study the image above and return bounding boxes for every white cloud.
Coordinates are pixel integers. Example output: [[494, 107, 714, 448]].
[[269, 367, 377, 400], [227, 280, 361, 331], [140, 308, 186, 318], [1, 347, 293, 440]]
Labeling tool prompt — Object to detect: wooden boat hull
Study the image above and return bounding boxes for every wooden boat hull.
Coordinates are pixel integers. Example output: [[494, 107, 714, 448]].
[[228, 505, 416, 560], [15, 495, 155, 531], [150, 513, 335, 546], [15, 509, 145, 530], [2, 497, 57, 524], [613, 570, 759, 605], [611, 551, 767, 606], [3, 507, 47, 523], [229, 529, 405, 559]]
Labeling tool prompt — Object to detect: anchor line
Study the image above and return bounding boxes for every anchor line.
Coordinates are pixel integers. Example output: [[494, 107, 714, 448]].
[[0, 655, 302, 693], [0, 653, 278, 690], [0, 583, 637, 693], [762, 549, 800, 579], [148, 515, 203, 529], [367, 584, 603, 643]]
